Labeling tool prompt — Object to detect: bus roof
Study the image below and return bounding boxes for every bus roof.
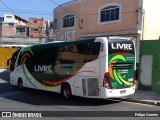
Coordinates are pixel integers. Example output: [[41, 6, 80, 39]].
[[31, 38, 95, 48]]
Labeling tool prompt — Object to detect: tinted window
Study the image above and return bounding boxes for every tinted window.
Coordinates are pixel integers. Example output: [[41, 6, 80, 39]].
[[56, 42, 101, 64], [63, 15, 75, 28], [19, 41, 101, 86], [101, 6, 120, 22]]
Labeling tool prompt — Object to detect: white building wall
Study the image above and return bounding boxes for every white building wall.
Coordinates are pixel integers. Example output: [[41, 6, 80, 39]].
[[4, 14, 15, 23], [142, 0, 160, 40], [4, 14, 27, 26]]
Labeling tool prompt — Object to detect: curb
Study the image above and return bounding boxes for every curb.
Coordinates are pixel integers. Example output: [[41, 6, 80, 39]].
[[0, 69, 10, 73], [117, 98, 160, 106]]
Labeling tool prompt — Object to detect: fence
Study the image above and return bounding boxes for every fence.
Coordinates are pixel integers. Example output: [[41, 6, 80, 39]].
[[0, 37, 46, 45]]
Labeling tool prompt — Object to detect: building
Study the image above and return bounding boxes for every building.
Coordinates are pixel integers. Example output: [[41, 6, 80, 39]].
[[53, 0, 160, 91], [53, 0, 160, 41], [140, 40, 160, 91], [29, 18, 46, 38], [0, 14, 28, 37]]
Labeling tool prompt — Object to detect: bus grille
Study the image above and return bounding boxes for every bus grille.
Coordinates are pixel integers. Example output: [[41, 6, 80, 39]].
[[87, 78, 99, 96]]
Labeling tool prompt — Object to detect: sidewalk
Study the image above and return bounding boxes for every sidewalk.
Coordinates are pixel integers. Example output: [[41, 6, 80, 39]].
[[119, 89, 160, 106], [0, 68, 9, 73]]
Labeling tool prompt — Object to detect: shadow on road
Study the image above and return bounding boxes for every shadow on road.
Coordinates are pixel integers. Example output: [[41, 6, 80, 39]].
[[0, 69, 10, 82], [0, 69, 14, 94], [1, 87, 121, 106], [0, 69, 121, 106]]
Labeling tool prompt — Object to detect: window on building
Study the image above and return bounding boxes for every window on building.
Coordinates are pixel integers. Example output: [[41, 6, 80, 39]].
[[33, 28, 39, 31], [63, 15, 75, 28], [8, 23, 14, 27], [16, 27, 25, 32], [6, 16, 12, 18], [100, 5, 120, 23], [33, 20, 37, 23]]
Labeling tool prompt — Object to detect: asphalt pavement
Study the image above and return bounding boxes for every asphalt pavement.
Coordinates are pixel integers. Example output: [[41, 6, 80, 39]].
[[0, 68, 160, 106]]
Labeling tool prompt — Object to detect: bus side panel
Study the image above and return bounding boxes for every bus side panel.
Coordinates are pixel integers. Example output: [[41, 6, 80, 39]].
[[73, 59, 100, 98], [99, 56, 108, 98], [95, 37, 109, 99]]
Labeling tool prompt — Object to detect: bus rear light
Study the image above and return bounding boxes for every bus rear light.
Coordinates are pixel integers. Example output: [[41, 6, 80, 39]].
[[133, 70, 136, 86], [103, 72, 112, 89]]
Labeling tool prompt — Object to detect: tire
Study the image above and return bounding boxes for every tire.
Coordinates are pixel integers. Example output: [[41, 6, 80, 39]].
[[61, 84, 72, 99], [18, 79, 24, 91]]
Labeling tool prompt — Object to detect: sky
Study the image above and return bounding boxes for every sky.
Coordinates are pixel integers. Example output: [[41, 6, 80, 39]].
[[0, 0, 71, 21]]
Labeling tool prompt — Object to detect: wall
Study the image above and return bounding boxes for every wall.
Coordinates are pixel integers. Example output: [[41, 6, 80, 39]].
[[1, 14, 28, 37], [142, 0, 160, 40], [29, 18, 46, 37], [0, 37, 45, 44], [53, 0, 139, 41], [4, 14, 14, 23], [2, 23, 16, 36], [140, 40, 160, 91]]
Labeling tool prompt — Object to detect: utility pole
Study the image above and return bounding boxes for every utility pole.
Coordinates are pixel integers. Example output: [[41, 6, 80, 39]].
[[45, 20, 49, 43]]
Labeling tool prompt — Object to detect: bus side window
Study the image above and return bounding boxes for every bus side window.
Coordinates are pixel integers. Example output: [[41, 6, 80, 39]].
[[57, 45, 76, 64], [90, 42, 101, 55], [87, 42, 101, 62]]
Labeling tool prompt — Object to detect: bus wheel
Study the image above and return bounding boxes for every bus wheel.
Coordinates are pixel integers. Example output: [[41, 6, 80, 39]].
[[61, 84, 72, 99], [18, 79, 24, 91]]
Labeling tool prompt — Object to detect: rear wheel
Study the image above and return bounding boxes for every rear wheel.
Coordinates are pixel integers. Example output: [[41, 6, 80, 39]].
[[17, 79, 24, 91], [61, 84, 72, 99]]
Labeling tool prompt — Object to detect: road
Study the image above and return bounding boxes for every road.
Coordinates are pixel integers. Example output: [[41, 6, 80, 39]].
[[0, 69, 160, 120]]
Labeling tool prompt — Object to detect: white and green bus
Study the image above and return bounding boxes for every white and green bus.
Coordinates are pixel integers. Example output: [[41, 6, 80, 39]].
[[10, 37, 136, 99]]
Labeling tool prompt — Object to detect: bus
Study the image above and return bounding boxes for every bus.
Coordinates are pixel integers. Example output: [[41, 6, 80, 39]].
[[10, 37, 136, 99]]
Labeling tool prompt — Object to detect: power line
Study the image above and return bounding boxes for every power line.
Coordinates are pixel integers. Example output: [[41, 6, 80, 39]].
[[0, 7, 52, 14], [0, 9, 52, 15], [48, 0, 81, 20], [0, 0, 19, 16], [0, 8, 137, 15]]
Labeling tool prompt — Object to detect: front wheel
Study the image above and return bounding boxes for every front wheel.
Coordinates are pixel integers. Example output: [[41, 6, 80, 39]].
[[61, 84, 72, 99]]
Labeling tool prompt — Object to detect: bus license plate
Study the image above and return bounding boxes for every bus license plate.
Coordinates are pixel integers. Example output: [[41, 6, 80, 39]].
[[120, 90, 126, 94]]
